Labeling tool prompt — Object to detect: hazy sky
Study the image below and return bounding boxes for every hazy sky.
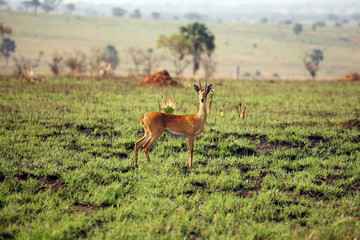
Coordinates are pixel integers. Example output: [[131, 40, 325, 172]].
[[65, 0, 354, 4]]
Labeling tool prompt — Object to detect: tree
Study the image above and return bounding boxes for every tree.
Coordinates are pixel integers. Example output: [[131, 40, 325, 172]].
[[112, 7, 126, 17], [141, 48, 161, 75], [41, 0, 62, 13], [151, 12, 160, 20], [13, 51, 44, 83], [314, 21, 326, 27], [303, 49, 324, 80], [327, 13, 338, 21], [30, 0, 41, 14], [200, 53, 217, 78], [0, 0, 7, 7], [281, 20, 292, 25], [128, 47, 143, 74], [351, 13, 360, 21], [103, 45, 119, 71], [312, 23, 317, 31], [130, 9, 141, 18], [334, 22, 342, 28], [48, 51, 63, 76], [21, 1, 32, 11], [261, 17, 268, 23], [180, 22, 215, 75], [0, 22, 12, 40], [157, 33, 193, 76], [66, 3, 75, 14], [0, 22, 13, 63], [64, 50, 86, 76], [292, 23, 303, 36], [128, 47, 161, 75], [1, 38, 15, 64], [183, 12, 202, 21]]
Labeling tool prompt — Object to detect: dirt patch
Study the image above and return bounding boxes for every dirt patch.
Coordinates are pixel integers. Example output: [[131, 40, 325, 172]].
[[0, 172, 5, 182], [14, 173, 63, 191], [314, 174, 348, 186], [341, 72, 360, 81], [343, 119, 360, 128], [76, 125, 94, 136], [71, 203, 100, 215], [238, 188, 261, 198], [15, 172, 36, 182], [249, 136, 298, 155], [206, 130, 303, 155], [140, 70, 180, 87], [345, 179, 360, 193], [38, 175, 63, 191], [308, 135, 330, 147]]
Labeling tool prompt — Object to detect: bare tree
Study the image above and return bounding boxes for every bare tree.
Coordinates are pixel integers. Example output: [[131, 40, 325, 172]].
[[151, 12, 160, 20], [141, 48, 162, 75], [64, 50, 86, 76], [157, 33, 193, 76], [130, 9, 141, 18], [48, 51, 63, 76], [30, 0, 41, 14], [0, 0, 7, 8], [0, 22, 15, 63], [41, 0, 62, 13], [88, 46, 113, 78], [128, 47, 144, 75], [303, 49, 324, 80], [66, 3, 75, 14], [128, 47, 162, 76], [200, 52, 217, 78], [112, 7, 126, 17], [13, 51, 44, 83]]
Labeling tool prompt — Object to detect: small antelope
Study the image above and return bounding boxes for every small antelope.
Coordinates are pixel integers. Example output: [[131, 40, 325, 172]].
[[134, 81, 213, 169]]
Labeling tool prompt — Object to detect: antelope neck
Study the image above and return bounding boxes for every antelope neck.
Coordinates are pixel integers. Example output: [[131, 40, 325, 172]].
[[197, 99, 207, 122]]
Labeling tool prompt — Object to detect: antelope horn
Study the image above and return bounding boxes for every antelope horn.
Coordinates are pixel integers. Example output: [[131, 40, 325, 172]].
[[199, 80, 202, 90], [205, 80, 207, 91]]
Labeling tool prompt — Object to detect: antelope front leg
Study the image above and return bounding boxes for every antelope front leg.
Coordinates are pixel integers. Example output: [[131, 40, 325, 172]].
[[188, 135, 195, 169]]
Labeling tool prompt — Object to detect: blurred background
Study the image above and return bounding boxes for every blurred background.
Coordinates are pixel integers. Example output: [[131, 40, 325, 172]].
[[0, 0, 359, 80]]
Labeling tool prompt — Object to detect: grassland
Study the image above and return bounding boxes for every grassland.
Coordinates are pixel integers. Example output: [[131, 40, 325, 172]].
[[0, 76, 359, 239], [1, 10, 360, 79]]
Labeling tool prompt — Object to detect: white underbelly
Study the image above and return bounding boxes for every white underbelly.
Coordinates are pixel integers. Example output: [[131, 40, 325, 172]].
[[165, 128, 188, 137], [194, 128, 203, 136]]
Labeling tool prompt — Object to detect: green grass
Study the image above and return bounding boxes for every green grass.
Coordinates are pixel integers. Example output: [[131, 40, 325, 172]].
[[0, 77, 359, 239], [1, 10, 360, 79]]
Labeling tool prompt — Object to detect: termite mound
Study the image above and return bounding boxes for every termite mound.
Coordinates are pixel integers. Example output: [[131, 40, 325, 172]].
[[140, 70, 181, 87], [341, 72, 360, 81]]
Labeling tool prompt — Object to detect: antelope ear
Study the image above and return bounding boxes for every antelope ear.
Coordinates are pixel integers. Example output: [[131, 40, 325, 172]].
[[194, 84, 200, 92], [206, 84, 213, 94]]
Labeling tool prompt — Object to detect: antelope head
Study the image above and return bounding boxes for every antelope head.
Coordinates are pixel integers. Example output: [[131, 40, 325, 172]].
[[194, 81, 213, 103]]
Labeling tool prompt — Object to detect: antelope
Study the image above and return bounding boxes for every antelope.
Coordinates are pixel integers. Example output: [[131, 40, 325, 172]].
[[134, 81, 213, 169]]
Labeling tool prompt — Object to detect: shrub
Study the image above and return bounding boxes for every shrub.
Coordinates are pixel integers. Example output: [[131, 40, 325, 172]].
[[48, 51, 63, 76]]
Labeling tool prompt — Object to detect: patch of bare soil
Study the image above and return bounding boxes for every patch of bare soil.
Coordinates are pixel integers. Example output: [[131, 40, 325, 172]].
[[341, 72, 360, 81], [140, 70, 180, 87], [343, 119, 360, 128], [70, 203, 100, 215], [0, 172, 5, 182], [243, 134, 299, 155], [38, 175, 62, 191], [345, 179, 360, 193], [15, 172, 36, 182], [14, 173, 63, 191], [314, 174, 348, 187], [206, 130, 304, 155]]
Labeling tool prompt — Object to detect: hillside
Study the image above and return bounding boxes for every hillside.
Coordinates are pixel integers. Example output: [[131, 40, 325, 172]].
[[1, 10, 360, 79]]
